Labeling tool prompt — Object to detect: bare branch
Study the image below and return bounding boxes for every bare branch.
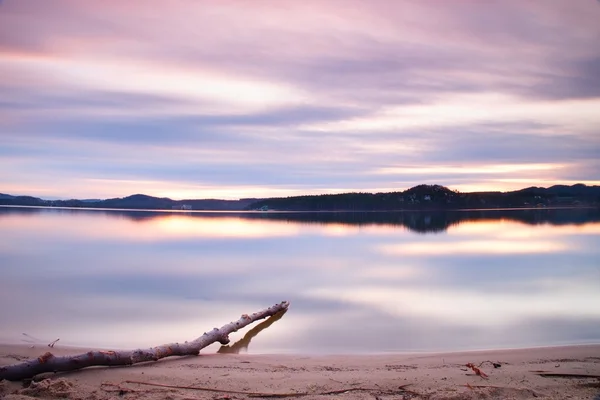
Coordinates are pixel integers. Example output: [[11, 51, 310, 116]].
[[0, 301, 289, 381]]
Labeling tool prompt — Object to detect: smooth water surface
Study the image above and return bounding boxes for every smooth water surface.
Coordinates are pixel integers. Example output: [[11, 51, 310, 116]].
[[1, 207, 599, 354]]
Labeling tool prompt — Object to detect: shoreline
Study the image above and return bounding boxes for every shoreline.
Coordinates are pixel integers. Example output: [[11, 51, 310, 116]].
[[2, 339, 599, 356], [2, 343, 599, 399]]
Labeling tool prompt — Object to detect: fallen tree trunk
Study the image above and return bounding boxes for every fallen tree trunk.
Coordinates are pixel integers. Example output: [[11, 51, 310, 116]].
[[0, 301, 289, 381]]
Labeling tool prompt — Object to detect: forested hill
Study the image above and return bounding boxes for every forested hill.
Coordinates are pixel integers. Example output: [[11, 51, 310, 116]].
[[1, 184, 598, 211], [0, 193, 260, 211], [245, 184, 600, 211]]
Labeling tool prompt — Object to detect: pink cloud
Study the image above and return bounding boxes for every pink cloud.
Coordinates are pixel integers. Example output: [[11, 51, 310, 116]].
[[1, 0, 599, 198]]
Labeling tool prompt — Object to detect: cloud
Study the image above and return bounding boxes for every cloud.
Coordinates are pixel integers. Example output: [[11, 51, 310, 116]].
[[0, 0, 599, 197]]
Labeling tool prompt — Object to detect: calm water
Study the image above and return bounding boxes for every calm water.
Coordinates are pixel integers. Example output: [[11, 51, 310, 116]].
[[1, 206, 599, 354]]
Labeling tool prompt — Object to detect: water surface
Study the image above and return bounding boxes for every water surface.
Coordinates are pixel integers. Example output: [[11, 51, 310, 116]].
[[1, 207, 599, 354]]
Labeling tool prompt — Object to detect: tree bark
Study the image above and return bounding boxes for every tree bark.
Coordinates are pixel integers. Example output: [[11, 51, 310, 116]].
[[0, 301, 289, 381]]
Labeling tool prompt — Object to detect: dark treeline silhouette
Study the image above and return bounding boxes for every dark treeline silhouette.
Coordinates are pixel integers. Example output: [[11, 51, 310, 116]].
[[247, 184, 600, 211], [0, 193, 260, 210], [1, 184, 599, 211], [2, 205, 598, 234]]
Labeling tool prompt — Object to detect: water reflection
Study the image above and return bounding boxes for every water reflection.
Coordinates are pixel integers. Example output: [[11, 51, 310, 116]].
[[2, 206, 599, 234], [0, 206, 598, 353], [218, 310, 287, 354]]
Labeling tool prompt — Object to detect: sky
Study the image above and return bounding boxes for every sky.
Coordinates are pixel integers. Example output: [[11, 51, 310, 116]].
[[1, 0, 599, 200]]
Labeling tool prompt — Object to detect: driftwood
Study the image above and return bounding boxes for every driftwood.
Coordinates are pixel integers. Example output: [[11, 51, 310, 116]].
[[218, 308, 287, 354], [0, 301, 289, 381]]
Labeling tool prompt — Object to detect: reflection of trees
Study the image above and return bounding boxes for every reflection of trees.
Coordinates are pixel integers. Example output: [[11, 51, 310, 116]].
[[250, 209, 600, 233], [217, 310, 287, 354], [1, 206, 599, 234]]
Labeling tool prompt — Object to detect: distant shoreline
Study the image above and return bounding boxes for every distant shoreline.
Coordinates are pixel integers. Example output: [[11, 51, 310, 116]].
[[2, 183, 598, 211]]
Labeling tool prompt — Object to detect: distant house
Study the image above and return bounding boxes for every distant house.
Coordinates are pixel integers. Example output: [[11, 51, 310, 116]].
[[173, 204, 192, 210], [423, 195, 431, 201]]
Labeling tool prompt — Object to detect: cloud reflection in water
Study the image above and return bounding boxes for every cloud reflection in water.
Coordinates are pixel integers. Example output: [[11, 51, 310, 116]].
[[0, 207, 598, 353]]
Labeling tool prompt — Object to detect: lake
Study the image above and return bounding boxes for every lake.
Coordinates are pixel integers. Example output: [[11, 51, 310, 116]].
[[1, 206, 599, 354]]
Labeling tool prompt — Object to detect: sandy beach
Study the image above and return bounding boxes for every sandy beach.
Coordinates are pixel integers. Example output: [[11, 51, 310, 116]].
[[1, 344, 599, 400]]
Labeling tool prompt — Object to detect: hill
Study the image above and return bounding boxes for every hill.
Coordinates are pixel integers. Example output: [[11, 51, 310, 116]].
[[0, 193, 261, 211], [245, 184, 600, 211], [0, 184, 598, 211]]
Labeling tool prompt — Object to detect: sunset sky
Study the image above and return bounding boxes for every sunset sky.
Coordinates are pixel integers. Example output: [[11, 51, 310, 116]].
[[1, 0, 599, 199]]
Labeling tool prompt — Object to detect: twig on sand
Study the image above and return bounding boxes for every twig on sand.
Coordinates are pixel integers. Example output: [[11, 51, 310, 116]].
[[477, 360, 502, 368], [20, 334, 60, 349], [464, 384, 541, 397], [122, 380, 418, 398], [465, 384, 519, 389], [532, 372, 600, 379], [465, 363, 488, 378], [21, 333, 43, 344]]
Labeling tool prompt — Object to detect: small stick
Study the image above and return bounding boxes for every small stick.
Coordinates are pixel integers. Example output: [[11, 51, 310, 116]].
[[48, 339, 60, 348], [533, 372, 600, 379], [466, 363, 488, 378], [465, 384, 540, 395], [22, 333, 43, 343], [123, 380, 416, 398], [466, 384, 514, 389], [477, 360, 502, 368]]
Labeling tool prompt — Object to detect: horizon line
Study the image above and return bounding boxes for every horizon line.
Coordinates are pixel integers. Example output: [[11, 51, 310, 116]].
[[2, 182, 597, 202]]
